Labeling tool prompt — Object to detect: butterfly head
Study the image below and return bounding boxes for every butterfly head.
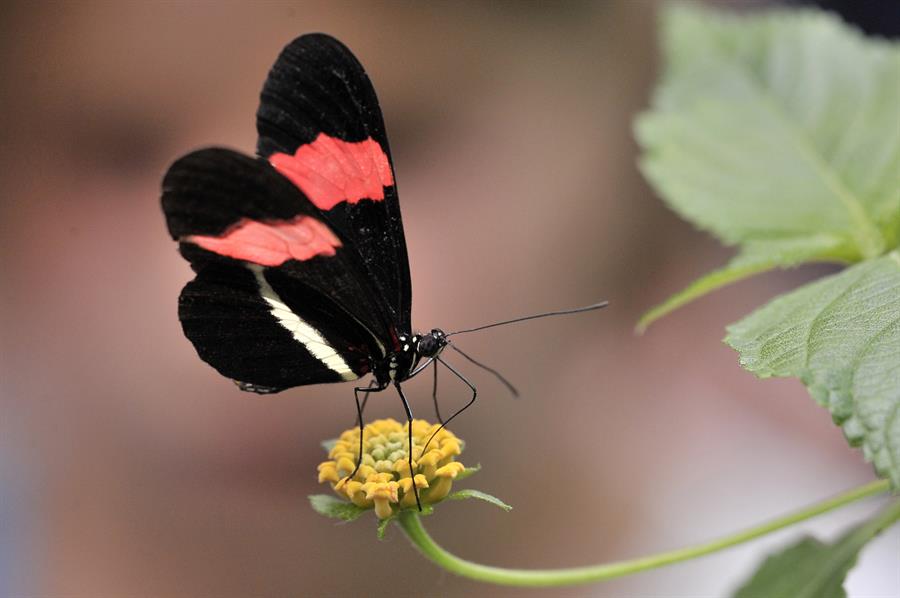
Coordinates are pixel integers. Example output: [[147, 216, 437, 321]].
[[415, 329, 448, 358], [385, 331, 447, 383]]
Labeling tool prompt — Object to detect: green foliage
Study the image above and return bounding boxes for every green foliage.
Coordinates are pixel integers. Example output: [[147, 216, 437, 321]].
[[636, 5, 900, 487], [727, 253, 900, 486], [375, 505, 435, 541], [634, 4, 900, 590], [308, 494, 367, 522], [372, 487, 510, 540], [637, 235, 848, 332], [732, 501, 900, 597], [455, 464, 482, 481], [377, 516, 392, 540], [734, 536, 855, 598], [637, 5, 900, 329], [446, 489, 512, 511]]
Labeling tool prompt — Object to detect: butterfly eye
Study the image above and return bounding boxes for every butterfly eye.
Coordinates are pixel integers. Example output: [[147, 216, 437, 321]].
[[417, 335, 439, 356]]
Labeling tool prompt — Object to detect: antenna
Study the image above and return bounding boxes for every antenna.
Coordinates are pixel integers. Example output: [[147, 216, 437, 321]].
[[446, 301, 608, 337]]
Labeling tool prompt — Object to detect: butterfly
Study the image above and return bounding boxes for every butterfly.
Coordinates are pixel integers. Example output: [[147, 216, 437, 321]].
[[161, 34, 606, 506]]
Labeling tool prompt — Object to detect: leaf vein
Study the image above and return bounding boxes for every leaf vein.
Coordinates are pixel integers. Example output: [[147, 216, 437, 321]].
[[803, 268, 869, 373]]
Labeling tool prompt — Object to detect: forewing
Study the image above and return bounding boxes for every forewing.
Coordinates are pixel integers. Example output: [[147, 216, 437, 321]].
[[256, 33, 411, 334], [162, 148, 392, 389]]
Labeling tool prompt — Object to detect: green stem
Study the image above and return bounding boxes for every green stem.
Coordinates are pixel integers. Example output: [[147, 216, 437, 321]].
[[397, 479, 892, 587]]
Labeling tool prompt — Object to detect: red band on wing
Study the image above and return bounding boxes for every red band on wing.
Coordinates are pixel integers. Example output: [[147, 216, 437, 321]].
[[187, 215, 342, 266], [269, 133, 394, 211]]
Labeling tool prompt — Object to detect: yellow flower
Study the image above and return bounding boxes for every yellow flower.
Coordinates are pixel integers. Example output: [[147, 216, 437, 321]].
[[318, 418, 467, 519]]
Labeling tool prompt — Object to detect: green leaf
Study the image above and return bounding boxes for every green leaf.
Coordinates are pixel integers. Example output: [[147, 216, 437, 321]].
[[377, 515, 393, 540], [733, 500, 900, 597], [637, 5, 900, 327], [455, 464, 482, 481], [726, 252, 900, 486], [638, 235, 850, 331], [734, 537, 849, 598], [308, 494, 367, 522], [446, 489, 512, 511], [320, 438, 338, 453], [375, 506, 435, 540]]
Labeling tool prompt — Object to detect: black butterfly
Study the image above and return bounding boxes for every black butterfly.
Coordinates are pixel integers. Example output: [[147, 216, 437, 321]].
[[161, 34, 605, 506]]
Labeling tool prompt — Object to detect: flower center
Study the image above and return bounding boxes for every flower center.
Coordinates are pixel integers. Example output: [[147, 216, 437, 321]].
[[317, 418, 467, 519]]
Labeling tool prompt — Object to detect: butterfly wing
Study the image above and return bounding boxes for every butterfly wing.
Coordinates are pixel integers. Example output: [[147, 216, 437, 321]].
[[178, 263, 369, 393], [256, 33, 412, 334], [162, 148, 392, 391]]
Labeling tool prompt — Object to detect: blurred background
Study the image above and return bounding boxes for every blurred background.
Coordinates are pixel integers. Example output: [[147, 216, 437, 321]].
[[2, 1, 897, 596]]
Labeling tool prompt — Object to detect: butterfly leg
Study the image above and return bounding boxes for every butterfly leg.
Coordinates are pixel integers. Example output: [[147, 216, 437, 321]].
[[354, 378, 381, 426], [431, 359, 445, 424], [343, 381, 388, 485], [449, 344, 518, 397], [394, 382, 423, 511], [422, 356, 478, 453]]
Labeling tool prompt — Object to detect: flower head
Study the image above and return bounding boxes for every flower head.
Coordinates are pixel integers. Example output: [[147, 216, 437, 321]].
[[318, 418, 466, 519]]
